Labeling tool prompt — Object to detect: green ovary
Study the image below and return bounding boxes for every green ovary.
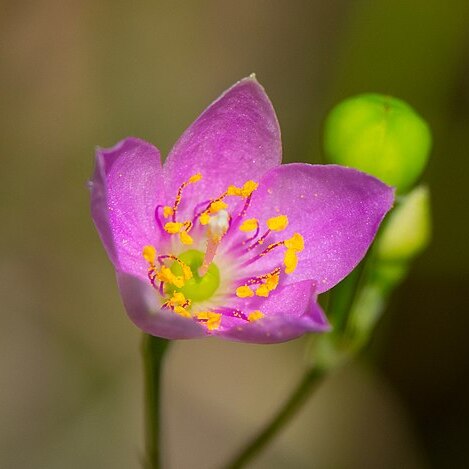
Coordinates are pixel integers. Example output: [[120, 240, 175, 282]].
[[170, 250, 220, 302]]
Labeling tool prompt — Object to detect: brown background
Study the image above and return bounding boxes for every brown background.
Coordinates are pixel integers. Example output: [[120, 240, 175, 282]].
[[1, 1, 469, 467]]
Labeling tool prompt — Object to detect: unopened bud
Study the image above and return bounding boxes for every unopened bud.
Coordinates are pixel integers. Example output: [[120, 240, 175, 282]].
[[376, 185, 431, 262], [323, 94, 431, 193]]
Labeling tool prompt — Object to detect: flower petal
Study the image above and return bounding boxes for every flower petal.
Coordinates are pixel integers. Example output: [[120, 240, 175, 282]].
[[117, 272, 208, 339], [90, 137, 166, 278], [244, 164, 394, 292], [164, 76, 281, 215], [217, 280, 329, 344]]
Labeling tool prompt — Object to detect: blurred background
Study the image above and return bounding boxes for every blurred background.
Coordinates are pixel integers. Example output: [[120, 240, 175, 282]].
[[1, 1, 469, 467]]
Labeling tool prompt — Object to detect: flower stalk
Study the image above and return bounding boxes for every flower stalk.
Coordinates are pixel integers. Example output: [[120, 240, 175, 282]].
[[142, 334, 171, 469]]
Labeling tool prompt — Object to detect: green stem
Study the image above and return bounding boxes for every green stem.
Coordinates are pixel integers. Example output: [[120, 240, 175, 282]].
[[142, 334, 171, 469], [327, 261, 365, 331], [223, 366, 326, 469]]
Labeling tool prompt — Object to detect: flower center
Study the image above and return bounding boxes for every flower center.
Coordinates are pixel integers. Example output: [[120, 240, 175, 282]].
[[142, 173, 305, 331], [169, 250, 220, 302]]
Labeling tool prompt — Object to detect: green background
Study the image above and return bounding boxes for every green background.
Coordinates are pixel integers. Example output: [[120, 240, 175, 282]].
[[1, 1, 468, 467]]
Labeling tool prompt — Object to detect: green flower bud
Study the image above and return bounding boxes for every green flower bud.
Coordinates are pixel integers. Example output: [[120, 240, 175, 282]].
[[376, 185, 431, 262], [323, 94, 431, 193]]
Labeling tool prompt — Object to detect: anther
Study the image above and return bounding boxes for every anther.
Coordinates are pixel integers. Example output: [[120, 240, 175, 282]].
[[209, 200, 228, 213], [239, 218, 259, 232], [164, 222, 183, 234], [284, 249, 298, 274], [156, 266, 185, 288], [163, 206, 174, 218], [199, 212, 211, 225], [143, 245, 157, 264], [179, 231, 193, 245], [255, 285, 270, 297], [158, 254, 193, 280], [236, 285, 254, 298], [285, 233, 304, 251], [174, 305, 192, 318], [248, 311, 264, 322], [267, 215, 288, 232], [196, 311, 222, 330]]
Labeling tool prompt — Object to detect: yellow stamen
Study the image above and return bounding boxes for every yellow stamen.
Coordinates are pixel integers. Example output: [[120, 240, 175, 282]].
[[267, 215, 289, 232], [255, 285, 270, 297], [163, 206, 174, 218], [207, 313, 222, 330], [209, 200, 228, 213], [164, 222, 183, 234], [163, 255, 193, 280], [174, 305, 192, 318], [226, 180, 258, 198], [199, 212, 211, 225], [239, 218, 259, 232], [181, 264, 193, 280], [179, 231, 193, 245], [197, 311, 222, 330], [285, 233, 304, 252], [236, 285, 254, 298], [143, 245, 156, 264], [157, 266, 185, 288], [189, 173, 202, 183], [284, 249, 298, 274], [248, 311, 264, 322], [227, 185, 242, 196], [169, 292, 187, 306], [265, 272, 280, 291], [241, 180, 258, 197], [199, 198, 229, 229]]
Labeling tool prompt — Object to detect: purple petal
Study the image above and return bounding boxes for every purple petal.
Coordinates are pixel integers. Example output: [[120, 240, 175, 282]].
[[90, 137, 166, 278], [163, 76, 281, 216], [217, 280, 330, 344], [117, 272, 208, 339], [244, 164, 394, 293]]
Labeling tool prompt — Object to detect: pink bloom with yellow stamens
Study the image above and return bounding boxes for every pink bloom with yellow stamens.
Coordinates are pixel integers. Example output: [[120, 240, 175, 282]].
[[90, 76, 394, 344]]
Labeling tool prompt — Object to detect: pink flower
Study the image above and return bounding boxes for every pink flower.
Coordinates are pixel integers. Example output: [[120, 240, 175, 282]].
[[90, 77, 394, 343]]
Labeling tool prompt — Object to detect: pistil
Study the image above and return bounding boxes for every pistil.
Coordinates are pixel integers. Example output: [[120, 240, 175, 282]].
[[199, 209, 230, 276]]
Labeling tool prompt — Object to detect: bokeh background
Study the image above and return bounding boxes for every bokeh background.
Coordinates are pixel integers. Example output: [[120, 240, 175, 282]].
[[2, 1, 469, 468]]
